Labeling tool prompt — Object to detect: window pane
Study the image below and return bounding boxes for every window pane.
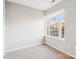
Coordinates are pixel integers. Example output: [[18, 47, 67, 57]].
[[59, 13, 64, 38], [49, 16, 59, 36], [47, 10, 64, 38]]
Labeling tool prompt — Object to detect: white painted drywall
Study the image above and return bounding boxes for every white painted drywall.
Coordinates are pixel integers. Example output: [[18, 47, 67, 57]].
[[45, 0, 76, 57], [6, 0, 62, 10], [5, 1, 44, 52]]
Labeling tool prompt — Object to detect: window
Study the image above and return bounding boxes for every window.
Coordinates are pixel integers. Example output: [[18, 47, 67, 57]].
[[47, 9, 64, 39]]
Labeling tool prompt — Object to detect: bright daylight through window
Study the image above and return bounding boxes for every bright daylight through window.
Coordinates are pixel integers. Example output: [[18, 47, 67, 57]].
[[47, 10, 64, 39]]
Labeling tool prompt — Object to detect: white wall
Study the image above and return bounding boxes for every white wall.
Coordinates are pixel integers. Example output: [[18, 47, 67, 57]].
[[45, 0, 76, 57], [5, 1, 44, 52], [5, 0, 75, 57]]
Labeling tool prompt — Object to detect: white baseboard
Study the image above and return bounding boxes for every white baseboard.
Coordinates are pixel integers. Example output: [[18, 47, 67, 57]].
[[4, 42, 75, 58], [45, 42, 75, 58], [5, 42, 43, 54]]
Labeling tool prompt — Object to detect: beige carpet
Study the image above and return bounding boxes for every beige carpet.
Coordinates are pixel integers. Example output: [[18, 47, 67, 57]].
[[4, 44, 74, 59]]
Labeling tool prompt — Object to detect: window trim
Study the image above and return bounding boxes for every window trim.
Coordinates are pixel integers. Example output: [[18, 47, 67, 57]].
[[45, 9, 65, 41]]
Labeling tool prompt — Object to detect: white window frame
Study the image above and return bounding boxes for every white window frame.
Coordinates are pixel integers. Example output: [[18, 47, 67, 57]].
[[45, 9, 65, 40]]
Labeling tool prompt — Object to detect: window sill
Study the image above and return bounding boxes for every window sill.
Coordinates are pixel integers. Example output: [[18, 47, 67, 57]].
[[45, 34, 65, 41]]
